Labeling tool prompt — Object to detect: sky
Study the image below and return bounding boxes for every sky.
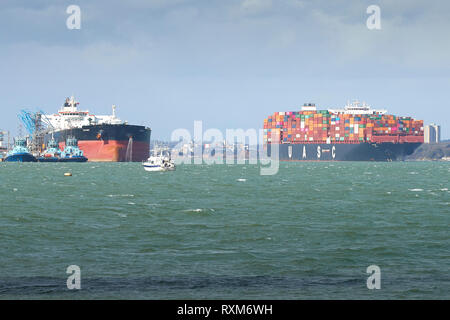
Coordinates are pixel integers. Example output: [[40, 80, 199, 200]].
[[0, 0, 449, 140]]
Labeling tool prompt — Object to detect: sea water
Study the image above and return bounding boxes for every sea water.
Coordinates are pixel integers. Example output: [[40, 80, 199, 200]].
[[0, 161, 448, 299]]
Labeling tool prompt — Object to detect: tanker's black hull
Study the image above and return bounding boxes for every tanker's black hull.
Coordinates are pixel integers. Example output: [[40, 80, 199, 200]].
[[268, 142, 422, 161], [45, 124, 151, 143]]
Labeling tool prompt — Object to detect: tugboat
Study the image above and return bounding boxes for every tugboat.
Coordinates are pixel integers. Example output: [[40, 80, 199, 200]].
[[4, 138, 37, 162], [59, 137, 88, 162], [37, 138, 61, 162]]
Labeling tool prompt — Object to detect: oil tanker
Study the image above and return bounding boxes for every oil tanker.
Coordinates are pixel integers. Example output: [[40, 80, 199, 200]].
[[44, 96, 151, 162], [263, 101, 423, 161]]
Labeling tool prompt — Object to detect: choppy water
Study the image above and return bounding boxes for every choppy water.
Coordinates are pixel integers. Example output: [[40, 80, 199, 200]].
[[0, 161, 449, 299]]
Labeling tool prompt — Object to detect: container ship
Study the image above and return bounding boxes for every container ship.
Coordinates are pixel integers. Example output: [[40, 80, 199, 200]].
[[44, 96, 151, 162], [263, 101, 423, 161]]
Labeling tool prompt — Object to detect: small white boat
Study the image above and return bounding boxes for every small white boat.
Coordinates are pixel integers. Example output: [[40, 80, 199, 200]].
[[142, 155, 176, 172]]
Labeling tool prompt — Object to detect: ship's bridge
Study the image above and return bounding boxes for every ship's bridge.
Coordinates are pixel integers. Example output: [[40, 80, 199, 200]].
[[328, 100, 387, 115], [301, 103, 317, 111], [45, 96, 124, 131]]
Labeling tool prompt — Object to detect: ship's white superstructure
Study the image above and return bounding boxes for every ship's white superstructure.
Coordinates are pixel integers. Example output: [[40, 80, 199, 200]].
[[301, 103, 317, 112], [300, 100, 386, 115], [328, 100, 387, 115], [45, 96, 124, 132]]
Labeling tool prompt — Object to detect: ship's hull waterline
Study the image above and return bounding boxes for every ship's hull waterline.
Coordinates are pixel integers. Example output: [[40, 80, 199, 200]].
[[4, 153, 37, 162], [266, 142, 422, 161]]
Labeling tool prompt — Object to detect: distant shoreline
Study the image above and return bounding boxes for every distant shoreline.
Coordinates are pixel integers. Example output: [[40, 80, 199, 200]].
[[406, 142, 450, 161]]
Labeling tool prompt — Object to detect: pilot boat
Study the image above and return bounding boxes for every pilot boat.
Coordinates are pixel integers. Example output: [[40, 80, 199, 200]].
[[142, 155, 175, 172]]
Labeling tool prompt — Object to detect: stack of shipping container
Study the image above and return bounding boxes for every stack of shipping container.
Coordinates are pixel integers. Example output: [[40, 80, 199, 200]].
[[263, 110, 424, 145]]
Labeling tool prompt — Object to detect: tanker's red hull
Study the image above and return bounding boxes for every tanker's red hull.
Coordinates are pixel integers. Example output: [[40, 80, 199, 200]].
[[59, 140, 149, 162]]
